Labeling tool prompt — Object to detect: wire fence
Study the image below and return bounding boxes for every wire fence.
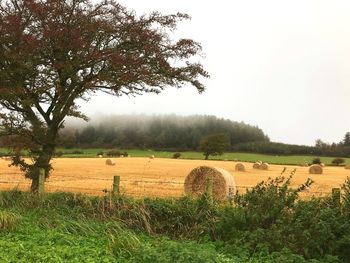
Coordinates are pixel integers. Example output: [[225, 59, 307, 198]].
[[0, 170, 335, 199]]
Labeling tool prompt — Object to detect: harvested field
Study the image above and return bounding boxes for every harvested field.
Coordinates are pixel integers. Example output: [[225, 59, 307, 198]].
[[0, 158, 349, 198]]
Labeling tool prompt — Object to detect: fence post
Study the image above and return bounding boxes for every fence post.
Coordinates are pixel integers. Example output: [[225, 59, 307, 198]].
[[38, 168, 45, 196], [112, 176, 120, 196], [332, 188, 341, 206]]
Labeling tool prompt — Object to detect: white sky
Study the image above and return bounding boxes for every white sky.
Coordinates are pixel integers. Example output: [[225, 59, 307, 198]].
[[80, 0, 350, 146]]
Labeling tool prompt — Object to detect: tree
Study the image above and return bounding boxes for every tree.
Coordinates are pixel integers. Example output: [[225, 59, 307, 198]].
[[0, 0, 208, 192], [315, 139, 328, 148], [332, 158, 345, 166], [343, 132, 350, 146], [199, 133, 230, 160]]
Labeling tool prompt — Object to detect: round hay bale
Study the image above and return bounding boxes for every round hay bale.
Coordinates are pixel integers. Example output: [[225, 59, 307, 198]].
[[149, 155, 155, 159], [320, 163, 325, 167], [257, 160, 263, 165], [105, 159, 116, 166], [301, 163, 309, 167], [253, 162, 261, 169], [184, 166, 236, 201], [98, 155, 103, 158], [260, 163, 269, 170], [309, 164, 323, 174], [344, 165, 350, 170], [235, 163, 246, 172]]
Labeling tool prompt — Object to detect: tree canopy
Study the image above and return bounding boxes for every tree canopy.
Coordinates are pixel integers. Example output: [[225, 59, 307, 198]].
[[0, 0, 208, 191], [199, 133, 230, 160]]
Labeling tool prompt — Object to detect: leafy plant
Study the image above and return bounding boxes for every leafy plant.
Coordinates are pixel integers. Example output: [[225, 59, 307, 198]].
[[172, 152, 182, 159], [312, 157, 322, 164], [332, 158, 345, 166]]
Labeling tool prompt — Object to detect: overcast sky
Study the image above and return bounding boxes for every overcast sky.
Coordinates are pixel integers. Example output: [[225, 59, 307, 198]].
[[80, 0, 350, 146]]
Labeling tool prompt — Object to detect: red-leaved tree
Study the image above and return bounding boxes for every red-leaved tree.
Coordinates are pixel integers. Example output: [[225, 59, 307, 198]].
[[0, 0, 208, 192]]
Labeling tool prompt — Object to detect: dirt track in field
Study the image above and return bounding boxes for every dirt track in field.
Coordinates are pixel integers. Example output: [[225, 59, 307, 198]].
[[0, 157, 349, 198]]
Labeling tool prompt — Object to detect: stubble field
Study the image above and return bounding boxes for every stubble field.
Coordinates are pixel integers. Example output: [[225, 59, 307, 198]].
[[0, 157, 349, 198]]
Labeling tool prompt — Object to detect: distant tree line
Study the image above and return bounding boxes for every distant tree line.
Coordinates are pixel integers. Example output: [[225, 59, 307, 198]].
[[27, 115, 350, 158], [233, 132, 350, 157], [58, 115, 269, 150]]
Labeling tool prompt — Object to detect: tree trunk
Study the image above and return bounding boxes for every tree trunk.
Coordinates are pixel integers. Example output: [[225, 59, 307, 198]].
[[30, 144, 55, 193], [30, 175, 40, 192], [205, 153, 209, 160]]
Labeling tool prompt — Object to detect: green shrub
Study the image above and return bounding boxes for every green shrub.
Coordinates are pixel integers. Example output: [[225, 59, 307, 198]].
[[54, 151, 63, 157], [312, 157, 322, 164], [172, 152, 181, 159], [105, 150, 128, 157], [2, 177, 350, 262], [70, 150, 84, 154], [332, 158, 345, 166]]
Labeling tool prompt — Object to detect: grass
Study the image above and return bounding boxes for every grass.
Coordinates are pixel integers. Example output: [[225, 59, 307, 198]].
[[1, 147, 349, 165], [0, 190, 341, 263], [57, 148, 350, 165]]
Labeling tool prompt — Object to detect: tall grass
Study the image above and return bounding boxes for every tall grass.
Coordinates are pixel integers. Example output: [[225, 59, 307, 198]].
[[1, 175, 350, 261], [0, 211, 20, 230]]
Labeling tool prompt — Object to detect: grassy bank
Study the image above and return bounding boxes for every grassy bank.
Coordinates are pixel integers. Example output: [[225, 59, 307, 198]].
[[1, 175, 350, 262]]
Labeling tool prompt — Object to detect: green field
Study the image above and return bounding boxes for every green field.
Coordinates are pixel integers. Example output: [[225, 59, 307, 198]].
[[1, 147, 349, 165]]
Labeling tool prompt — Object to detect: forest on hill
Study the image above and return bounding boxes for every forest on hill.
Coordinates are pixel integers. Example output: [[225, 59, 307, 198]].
[[60, 115, 269, 150], [57, 114, 350, 157]]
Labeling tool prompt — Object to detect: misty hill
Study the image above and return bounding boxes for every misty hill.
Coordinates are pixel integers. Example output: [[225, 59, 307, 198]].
[[60, 115, 269, 150]]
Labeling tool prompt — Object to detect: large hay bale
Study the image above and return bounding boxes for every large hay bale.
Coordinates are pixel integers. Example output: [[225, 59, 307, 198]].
[[105, 159, 116, 166], [260, 163, 269, 170], [309, 164, 323, 174], [253, 162, 261, 169], [184, 166, 236, 201], [150, 155, 155, 159], [235, 163, 246, 172], [345, 165, 350, 170], [320, 163, 325, 167]]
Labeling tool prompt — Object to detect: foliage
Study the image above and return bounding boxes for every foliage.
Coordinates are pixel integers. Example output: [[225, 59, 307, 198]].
[[70, 150, 84, 155], [332, 158, 345, 166], [106, 150, 128, 157], [0, 0, 207, 191], [232, 141, 317, 155], [59, 114, 269, 150], [199, 133, 230, 160], [172, 152, 182, 159], [343, 132, 350, 146], [53, 151, 63, 157], [312, 157, 322, 164], [0, 189, 344, 263]]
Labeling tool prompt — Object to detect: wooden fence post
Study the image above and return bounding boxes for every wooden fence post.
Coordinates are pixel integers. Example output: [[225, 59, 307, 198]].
[[332, 188, 341, 206], [112, 176, 120, 196], [38, 168, 45, 196]]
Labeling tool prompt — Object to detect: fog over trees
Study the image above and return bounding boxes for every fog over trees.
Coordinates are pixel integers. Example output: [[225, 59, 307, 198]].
[[59, 114, 269, 150], [58, 114, 350, 157]]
